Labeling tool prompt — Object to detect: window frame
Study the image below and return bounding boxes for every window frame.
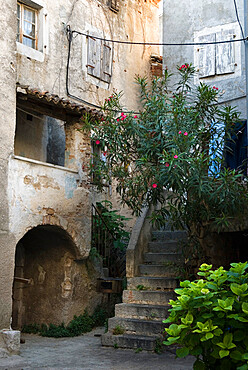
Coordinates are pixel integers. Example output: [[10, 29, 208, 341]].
[[17, 2, 38, 50], [86, 34, 113, 84], [194, 22, 241, 82]]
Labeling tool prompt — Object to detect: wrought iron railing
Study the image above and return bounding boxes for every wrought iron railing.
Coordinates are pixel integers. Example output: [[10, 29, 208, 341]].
[[91, 204, 126, 278]]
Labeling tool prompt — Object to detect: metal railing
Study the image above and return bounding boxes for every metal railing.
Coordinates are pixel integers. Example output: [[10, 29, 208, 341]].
[[91, 204, 126, 278]]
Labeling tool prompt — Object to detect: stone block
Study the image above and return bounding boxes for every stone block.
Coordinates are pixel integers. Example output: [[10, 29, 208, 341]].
[[0, 330, 20, 355]]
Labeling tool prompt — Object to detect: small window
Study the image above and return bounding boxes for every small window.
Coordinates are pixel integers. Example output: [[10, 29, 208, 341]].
[[15, 108, 66, 166], [87, 35, 113, 83], [109, 0, 119, 13], [196, 27, 236, 78], [17, 2, 37, 50]]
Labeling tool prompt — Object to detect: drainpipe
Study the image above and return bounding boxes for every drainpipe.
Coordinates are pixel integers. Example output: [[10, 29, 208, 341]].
[[244, 0, 248, 174]]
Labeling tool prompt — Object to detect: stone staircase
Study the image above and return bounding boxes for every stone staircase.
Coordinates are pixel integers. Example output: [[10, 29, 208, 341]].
[[101, 229, 186, 351]]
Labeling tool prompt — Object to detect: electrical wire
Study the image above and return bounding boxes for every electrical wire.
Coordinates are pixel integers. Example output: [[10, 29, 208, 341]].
[[233, 0, 245, 40], [66, 12, 248, 113], [70, 29, 246, 46]]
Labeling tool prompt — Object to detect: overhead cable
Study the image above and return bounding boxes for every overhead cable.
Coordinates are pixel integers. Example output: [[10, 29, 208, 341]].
[[70, 29, 246, 46]]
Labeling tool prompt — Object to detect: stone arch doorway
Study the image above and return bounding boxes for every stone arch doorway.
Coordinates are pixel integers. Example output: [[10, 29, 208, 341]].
[[12, 225, 87, 330]]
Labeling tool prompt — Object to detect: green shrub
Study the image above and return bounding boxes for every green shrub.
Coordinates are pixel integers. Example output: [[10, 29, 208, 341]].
[[164, 262, 248, 369], [22, 306, 107, 338]]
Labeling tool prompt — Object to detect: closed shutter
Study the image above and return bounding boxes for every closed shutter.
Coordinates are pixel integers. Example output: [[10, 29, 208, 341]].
[[87, 35, 101, 78], [216, 29, 235, 75], [109, 0, 119, 12], [101, 41, 112, 83], [197, 33, 216, 78]]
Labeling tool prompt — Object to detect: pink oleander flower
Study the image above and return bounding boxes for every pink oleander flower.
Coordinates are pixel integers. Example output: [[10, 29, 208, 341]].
[[117, 118, 120, 122], [121, 112, 125, 117], [184, 132, 188, 136], [178, 131, 182, 134], [103, 152, 107, 156], [165, 163, 169, 167], [95, 140, 100, 145], [134, 115, 138, 119], [174, 155, 178, 159], [152, 183, 157, 188]]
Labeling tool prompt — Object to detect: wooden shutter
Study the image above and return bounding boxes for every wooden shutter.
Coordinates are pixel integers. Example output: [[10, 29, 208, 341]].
[[109, 0, 119, 12], [197, 33, 216, 78], [216, 29, 235, 75], [101, 41, 112, 83], [87, 35, 101, 78]]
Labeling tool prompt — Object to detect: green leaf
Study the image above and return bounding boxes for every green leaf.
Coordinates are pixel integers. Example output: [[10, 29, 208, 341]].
[[181, 313, 193, 325], [237, 365, 248, 370], [231, 283, 248, 296], [242, 302, 248, 315], [230, 350, 243, 361], [223, 333, 234, 348], [233, 330, 246, 342], [193, 359, 206, 370], [219, 349, 229, 358], [176, 347, 190, 358]]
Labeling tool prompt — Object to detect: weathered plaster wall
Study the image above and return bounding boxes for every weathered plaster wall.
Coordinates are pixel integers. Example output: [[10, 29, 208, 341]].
[[12, 226, 102, 328], [16, 0, 160, 112], [0, 0, 160, 343], [0, 0, 18, 332], [163, 0, 246, 117], [8, 157, 91, 258]]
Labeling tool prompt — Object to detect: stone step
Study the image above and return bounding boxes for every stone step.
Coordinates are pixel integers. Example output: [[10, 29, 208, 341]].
[[101, 333, 160, 351], [115, 303, 170, 320], [127, 276, 178, 291], [139, 264, 182, 277], [108, 317, 165, 336], [123, 289, 175, 305], [152, 230, 187, 241], [144, 252, 183, 264], [148, 240, 182, 253]]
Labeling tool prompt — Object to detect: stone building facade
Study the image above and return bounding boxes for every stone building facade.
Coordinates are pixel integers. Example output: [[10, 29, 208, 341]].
[[0, 0, 160, 354], [162, 0, 247, 117]]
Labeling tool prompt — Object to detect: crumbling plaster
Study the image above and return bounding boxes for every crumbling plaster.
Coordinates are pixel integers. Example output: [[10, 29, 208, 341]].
[[16, 0, 160, 111], [0, 0, 160, 349], [0, 0, 18, 333]]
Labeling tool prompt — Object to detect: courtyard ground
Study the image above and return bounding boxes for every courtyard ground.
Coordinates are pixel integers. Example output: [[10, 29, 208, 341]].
[[0, 328, 194, 369]]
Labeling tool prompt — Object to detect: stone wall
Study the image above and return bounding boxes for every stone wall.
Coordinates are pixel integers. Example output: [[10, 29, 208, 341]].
[[0, 0, 160, 349], [0, 0, 17, 330]]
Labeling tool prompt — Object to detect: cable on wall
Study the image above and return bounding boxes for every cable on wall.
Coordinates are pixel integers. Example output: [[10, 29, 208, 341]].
[[65, 21, 248, 113], [233, 0, 245, 40]]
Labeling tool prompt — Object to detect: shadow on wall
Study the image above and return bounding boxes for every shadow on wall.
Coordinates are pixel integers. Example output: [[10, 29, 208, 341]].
[[12, 225, 100, 329]]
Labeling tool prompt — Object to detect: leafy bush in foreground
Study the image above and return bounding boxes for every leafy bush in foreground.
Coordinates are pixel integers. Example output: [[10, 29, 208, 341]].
[[164, 262, 248, 369]]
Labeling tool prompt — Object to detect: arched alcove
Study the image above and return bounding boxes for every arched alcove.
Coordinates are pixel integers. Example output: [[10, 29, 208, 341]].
[[12, 225, 97, 330]]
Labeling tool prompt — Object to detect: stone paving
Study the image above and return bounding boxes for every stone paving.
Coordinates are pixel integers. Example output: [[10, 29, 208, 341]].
[[0, 328, 194, 370]]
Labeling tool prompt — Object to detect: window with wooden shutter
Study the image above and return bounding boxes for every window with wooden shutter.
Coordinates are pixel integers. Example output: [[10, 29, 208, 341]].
[[86, 33, 113, 84], [197, 34, 216, 78], [101, 41, 112, 83], [87, 36, 101, 79], [216, 29, 235, 75], [196, 26, 237, 79], [109, 0, 119, 13]]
